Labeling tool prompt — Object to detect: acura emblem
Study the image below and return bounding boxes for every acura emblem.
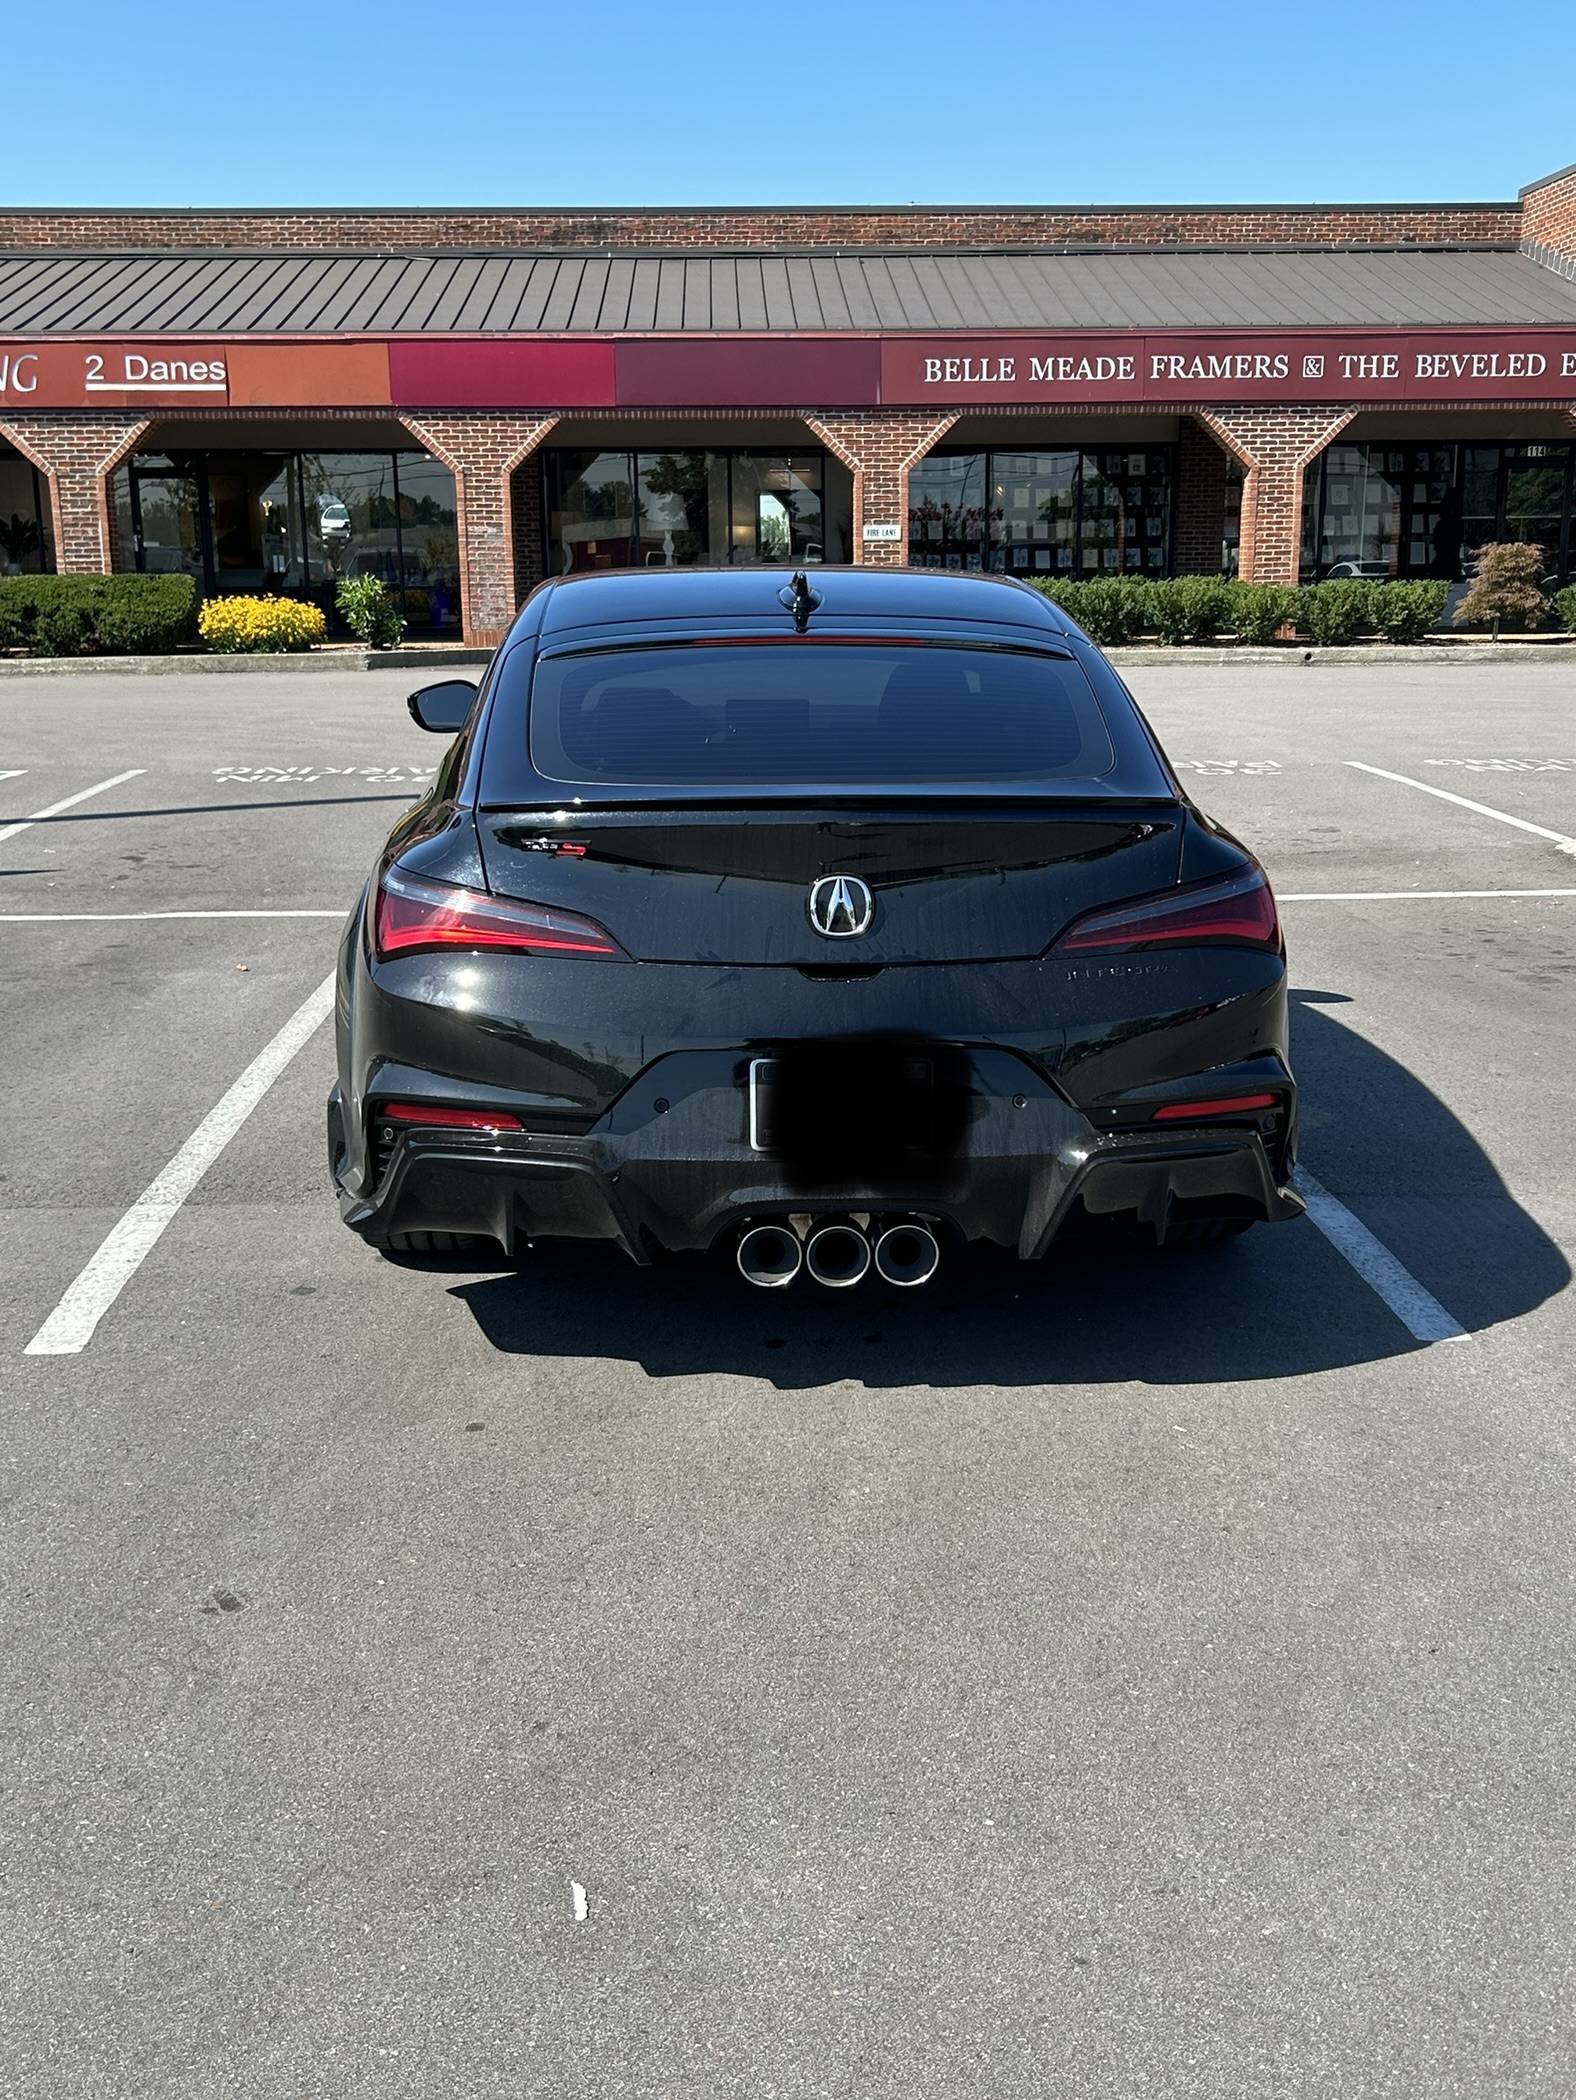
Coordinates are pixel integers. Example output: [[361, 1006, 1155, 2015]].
[[807, 873, 875, 939]]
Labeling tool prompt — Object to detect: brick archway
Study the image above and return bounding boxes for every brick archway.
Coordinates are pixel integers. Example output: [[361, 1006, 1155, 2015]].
[[0, 413, 150, 574], [397, 414, 559, 645]]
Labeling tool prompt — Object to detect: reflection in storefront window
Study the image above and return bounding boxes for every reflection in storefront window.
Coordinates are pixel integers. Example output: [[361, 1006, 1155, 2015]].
[[108, 449, 462, 630], [908, 449, 1172, 578]]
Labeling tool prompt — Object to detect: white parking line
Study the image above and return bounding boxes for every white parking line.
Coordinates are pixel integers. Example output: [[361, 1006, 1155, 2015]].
[[24, 974, 336, 1358], [1346, 762, 1576, 856], [0, 909, 344, 922], [0, 768, 145, 848], [0, 768, 27, 782], [1280, 888, 1576, 902], [1293, 1168, 1467, 1345]]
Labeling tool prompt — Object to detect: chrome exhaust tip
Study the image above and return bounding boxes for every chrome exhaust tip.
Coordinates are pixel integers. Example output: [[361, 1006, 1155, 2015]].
[[804, 1220, 872, 1289], [736, 1222, 803, 1289], [873, 1220, 942, 1288]]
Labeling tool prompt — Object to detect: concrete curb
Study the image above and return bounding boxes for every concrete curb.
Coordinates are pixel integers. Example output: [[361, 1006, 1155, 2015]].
[[1, 641, 1572, 676], [0, 645, 493, 678], [1106, 642, 1576, 667]]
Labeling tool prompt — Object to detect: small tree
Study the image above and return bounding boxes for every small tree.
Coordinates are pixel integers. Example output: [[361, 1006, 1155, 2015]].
[[1452, 543, 1548, 638]]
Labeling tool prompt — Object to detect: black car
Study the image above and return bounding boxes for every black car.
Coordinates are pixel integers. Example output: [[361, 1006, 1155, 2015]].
[[328, 566, 1300, 1288]]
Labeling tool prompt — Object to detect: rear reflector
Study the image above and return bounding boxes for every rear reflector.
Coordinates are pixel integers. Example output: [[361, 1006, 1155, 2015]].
[[1152, 1092, 1276, 1123], [1053, 862, 1279, 954], [375, 864, 626, 961], [379, 1103, 524, 1133]]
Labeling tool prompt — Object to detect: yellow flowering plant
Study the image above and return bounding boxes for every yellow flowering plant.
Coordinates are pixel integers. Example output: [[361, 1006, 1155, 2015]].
[[198, 594, 328, 654]]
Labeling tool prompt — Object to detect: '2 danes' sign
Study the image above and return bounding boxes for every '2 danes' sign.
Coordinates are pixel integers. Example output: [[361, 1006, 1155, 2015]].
[[0, 343, 230, 406], [880, 331, 1576, 405]]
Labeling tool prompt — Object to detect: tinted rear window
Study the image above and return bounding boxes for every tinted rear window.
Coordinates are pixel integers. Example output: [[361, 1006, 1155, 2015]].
[[527, 642, 1133, 789]]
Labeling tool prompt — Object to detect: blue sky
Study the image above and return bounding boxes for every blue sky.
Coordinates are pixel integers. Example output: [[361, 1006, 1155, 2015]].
[[9, 0, 1572, 208]]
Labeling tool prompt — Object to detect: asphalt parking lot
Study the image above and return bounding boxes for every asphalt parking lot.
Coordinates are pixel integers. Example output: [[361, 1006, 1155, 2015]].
[[2, 659, 1573, 2097]]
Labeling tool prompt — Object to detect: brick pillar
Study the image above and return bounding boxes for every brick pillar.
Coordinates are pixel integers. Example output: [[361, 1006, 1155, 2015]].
[[1194, 406, 1356, 584], [1174, 417, 1231, 575], [804, 412, 959, 566], [397, 413, 558, 645], [0, 412, 149, 573]]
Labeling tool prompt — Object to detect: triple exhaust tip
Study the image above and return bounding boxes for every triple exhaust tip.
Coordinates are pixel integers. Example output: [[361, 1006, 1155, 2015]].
[[736, 1219, 941, 1290]]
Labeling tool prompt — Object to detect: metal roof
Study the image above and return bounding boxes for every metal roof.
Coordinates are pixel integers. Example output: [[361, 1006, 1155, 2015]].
[[4, 245, 1576, 334]]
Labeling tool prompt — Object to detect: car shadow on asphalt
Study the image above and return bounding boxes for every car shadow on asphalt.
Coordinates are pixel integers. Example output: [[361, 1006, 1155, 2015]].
[[449, 990, 1569, 1390]]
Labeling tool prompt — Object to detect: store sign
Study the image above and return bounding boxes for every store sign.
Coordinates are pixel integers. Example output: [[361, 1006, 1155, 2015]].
[[880, 332, 1576, 405], [613, 336, 879, 408], [0, 341, 232, 406], [387, 340, 614, 409], [1, 328, 1574, 416]]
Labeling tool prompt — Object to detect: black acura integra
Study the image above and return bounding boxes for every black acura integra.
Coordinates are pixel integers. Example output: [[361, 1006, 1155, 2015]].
[[328, 567, 1302, 1289]]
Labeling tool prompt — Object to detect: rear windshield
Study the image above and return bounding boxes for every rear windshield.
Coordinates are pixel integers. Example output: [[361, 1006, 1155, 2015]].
[[526, 641, 1135, 790]]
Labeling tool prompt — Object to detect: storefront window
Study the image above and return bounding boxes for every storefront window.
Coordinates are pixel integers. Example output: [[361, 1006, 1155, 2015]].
[[907, 452, 987, 569], [1302, 441, 1573, 584], [1223, 456, 1244, 577], [909, 448, 1173, 578], [392, 454, 461, 632], [637, 452, 728, 566], [547, 450, 636, 572], [728, 454, 825, 563], [0, 447, 54, 573], [545, 448, 841, 573], [108, 448, 462, 630], [989, 452, 1074, 573]]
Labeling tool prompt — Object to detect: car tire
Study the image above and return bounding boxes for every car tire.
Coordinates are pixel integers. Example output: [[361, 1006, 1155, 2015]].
[[376, 1230, 494, 1258]]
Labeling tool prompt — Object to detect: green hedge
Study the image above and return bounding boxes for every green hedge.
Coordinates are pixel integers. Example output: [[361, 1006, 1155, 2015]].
[[0, 573, 198, 657], [1024, 574, 1450, 646]]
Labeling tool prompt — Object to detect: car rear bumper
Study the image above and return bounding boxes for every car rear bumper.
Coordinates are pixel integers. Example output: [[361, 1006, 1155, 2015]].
[[329, 1045, 1301, 1262]]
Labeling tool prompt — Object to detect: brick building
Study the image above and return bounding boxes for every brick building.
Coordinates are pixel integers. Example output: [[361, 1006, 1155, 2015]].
[[3, 163, 1576, 645]]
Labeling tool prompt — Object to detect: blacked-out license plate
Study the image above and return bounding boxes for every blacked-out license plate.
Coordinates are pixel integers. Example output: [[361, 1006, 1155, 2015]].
[[747, 1044, 966, 1172]]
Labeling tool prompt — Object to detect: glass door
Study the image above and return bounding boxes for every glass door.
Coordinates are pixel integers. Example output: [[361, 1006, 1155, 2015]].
[[128, 462, 205, 583], [1503, 447, 1573, 583]]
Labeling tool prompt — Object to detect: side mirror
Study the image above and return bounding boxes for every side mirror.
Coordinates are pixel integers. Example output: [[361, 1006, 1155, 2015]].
[[407, 679, 478, 734]]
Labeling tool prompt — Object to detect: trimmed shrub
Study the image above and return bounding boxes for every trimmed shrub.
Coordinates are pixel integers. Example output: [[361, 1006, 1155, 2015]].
[[1371, 580, 1449, 643], [1024, 576, 1084, 628], [1297, 579, 1374, 646], [1228, 582, 1296, 645], [1147, 575, 1235, 644], [1554, 583, 1576, 634], [0, 572, 197, 656], [1069, 577, 1148, 647], [336, 574, 406, 648], [198, 594, 327, 654], [1452, 542, 1548, 634]]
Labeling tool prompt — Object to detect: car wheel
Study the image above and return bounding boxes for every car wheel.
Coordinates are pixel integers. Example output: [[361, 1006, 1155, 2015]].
[[376, 1230, 495, 1258]]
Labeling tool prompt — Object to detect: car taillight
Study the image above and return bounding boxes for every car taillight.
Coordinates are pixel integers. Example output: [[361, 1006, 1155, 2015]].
[[373, 865, 627, 961], [378, 1102, 524, 1132], [1052, 863, 1280, 955], [1152, 1092, 1277, 1123]]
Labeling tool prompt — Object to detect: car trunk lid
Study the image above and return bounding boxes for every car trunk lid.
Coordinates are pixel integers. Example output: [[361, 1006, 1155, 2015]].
[[476, 805, 1182, 966]]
